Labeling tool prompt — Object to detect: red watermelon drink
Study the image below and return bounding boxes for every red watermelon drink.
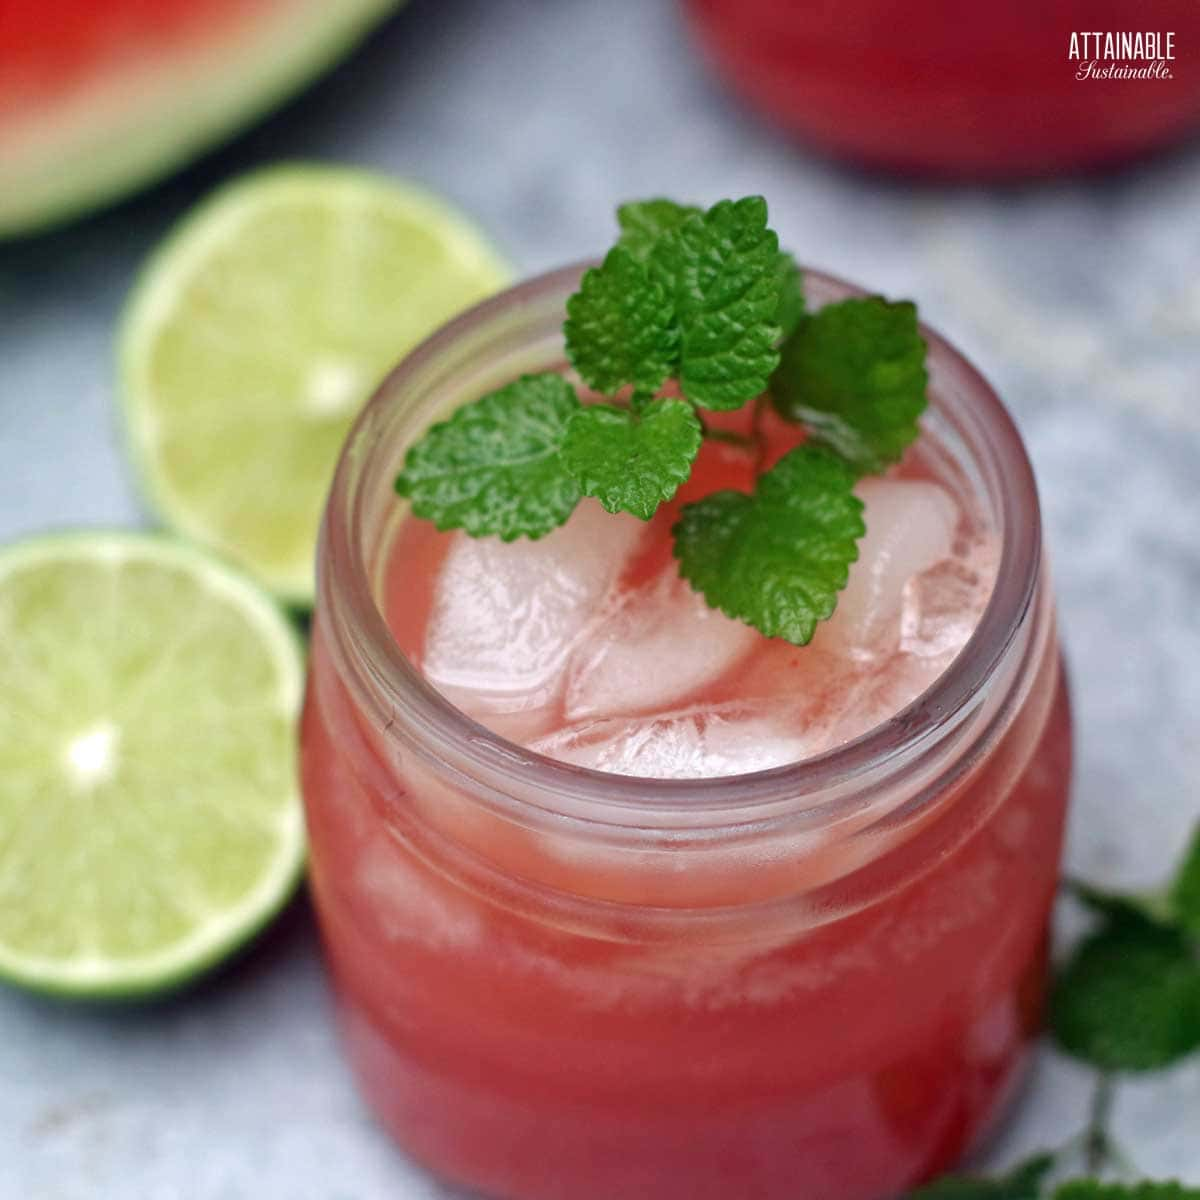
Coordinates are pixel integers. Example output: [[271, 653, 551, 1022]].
[[302, 234, 1072, 1198], [683, 0, 1200, 178]]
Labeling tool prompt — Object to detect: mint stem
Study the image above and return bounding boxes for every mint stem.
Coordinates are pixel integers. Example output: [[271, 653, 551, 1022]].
[[751, 394, 769, 471], [1084, 1073, 1116, 1174], [1078, 1072, 1141, 1180], [695, 410, 758, 451], [704, 428, 758, 450]]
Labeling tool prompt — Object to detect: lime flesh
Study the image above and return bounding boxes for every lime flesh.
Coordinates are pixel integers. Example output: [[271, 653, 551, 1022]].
[[120, 164, 511, 605], [0, 532, 305, 998]]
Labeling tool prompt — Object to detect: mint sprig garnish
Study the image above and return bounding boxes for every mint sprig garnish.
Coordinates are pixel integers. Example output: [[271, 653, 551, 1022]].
[[394, 373, 581, 540], [773, 296, 928, 474], [561, 399, 701, 520], [395, 194, 930, 643], [674, 445, 864, 644]]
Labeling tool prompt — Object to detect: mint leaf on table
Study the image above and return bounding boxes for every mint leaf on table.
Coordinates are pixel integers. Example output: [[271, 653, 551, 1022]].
[[617, 198, 702, 262], [562, 399, 702, 520], [1168, 822, 1200, 939], [772, 296, 928, 473], [1068, 880, 1176, 932], [1051, 918, 1200, 1072], [907, 1153, 1056, 1199], [650, 196, 783, 410], [673, 444, 864, 644], [1055, 1183, 1200, 1199], [564, 245, 678, 397], [394, 373, 581, 540]]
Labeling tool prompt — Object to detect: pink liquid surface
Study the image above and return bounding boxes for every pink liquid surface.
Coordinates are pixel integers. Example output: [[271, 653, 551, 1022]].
[[385, 406, 1000, 775], [301, 403, 1073, 1199]]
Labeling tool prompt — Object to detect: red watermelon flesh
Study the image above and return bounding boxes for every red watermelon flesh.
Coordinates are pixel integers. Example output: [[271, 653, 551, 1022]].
[[0, 0, 399, 236]]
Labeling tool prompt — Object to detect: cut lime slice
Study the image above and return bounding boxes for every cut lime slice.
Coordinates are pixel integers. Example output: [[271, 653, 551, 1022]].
[[0, 532, 305, 998], [119, 165, 511, 605]]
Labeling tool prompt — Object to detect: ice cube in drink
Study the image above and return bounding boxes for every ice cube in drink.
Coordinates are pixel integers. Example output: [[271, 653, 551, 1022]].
[[390, 423, 997, 777]]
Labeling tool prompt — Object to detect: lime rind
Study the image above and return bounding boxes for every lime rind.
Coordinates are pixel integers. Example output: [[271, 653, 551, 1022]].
[[0, 531, 306, 1000], [0, 815, 305, 1000], [118, 164, 512, 606]]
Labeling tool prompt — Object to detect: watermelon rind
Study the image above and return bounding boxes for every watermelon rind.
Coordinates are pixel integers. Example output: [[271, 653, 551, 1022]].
[[0, 0, 402, 238]]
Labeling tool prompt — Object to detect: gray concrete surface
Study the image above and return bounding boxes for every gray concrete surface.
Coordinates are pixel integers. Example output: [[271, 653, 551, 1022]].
[[1, 0, 1197, 1195]]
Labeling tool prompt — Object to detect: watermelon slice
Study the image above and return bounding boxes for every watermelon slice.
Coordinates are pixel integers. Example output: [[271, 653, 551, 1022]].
[[0, 0, 400, 237]]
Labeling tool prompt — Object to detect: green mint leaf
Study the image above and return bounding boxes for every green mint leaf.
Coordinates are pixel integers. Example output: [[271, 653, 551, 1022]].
[[620, 199, 805, 339], [775, 251, 805, 337], [650, 195, 783, 411], [617, 198, 703, 262], [1168, 822, 1200, 940], [1051, 918, 1200, 1072], [908, 1154, 1056, 1199], [1009, 1157, 1063, 1195], [907, 1178, 1035, 1200], [561, 399, 701, 521], [773, 296, 928, 473], [564, 245, 678, 397], [1055, 1182, 1200, 1200], [394, 373, 581, 540], [673, 444, 864, 645], [1068, 879, 1177, 932]]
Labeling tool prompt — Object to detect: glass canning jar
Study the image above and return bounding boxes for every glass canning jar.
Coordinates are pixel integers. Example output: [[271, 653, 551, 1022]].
[[301, 264, 1074, 1200]]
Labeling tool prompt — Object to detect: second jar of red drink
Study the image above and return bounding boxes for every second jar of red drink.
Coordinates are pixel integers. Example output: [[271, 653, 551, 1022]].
[[301, 264, 1073, 1200], [683, 0, 1200, 177]]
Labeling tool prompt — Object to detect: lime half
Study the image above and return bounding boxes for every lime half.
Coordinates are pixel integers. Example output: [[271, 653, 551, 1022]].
[[120, 164, 511, 605], [0, 532, 305, 998]]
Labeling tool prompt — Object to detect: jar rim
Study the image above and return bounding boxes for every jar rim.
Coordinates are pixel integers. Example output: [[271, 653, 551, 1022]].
[[319, 261, 1042, 829]]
